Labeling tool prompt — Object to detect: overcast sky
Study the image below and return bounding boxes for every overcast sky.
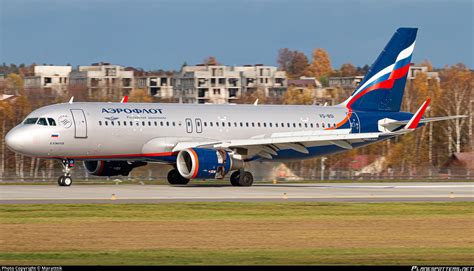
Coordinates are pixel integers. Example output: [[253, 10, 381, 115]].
[[1, 0, 472, 70]]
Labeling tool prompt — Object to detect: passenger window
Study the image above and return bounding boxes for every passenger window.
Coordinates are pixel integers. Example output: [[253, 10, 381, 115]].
[[327, 123, 330, 128], [111, 121, 114, 126], [99, 121, 102, 126], [142, 121, 145, 126], [47, 118, 56, 126], [269, 123, 272, 127], [210, 122, 213, 127], [148, 121, 151, 126], [228, 122, 231, 127], [154, 121, 157, 126], [234, 122, 237, 127], [316, 123, 320, 128], [222, 122, 225, 127], [166, 122, 169, 126], [24, 118, 38, 125], [281, 123, 284, 127], [287, 123, 290, 127], [275, 123, 278, 127], [263, 123, 267, 127], [37, 118, 48, 126], [322, 123, 325, 128], [310, 123, 313, 128], [117, 121, 120, 126], [252, 122, 255, 127], [304, 123, 308, 128], [160, 121, 163, 126], [298, 123, 302, 128], [293, 123, 296, 128], [105, 121, 108, 126], [333, 123, 337, 128], [240, 122, 243, 127], [257, 123, 261, 127], [130, 121, 133, 126], [246, 122, 249, 127], [204, 122, 207, 127], [172, 122, 176, 126], [124, 121, 127, 126], [216, 122, 219, 127]]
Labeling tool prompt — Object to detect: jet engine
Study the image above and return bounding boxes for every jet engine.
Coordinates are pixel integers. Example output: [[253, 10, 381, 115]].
[[83, 161, 147, 177], [176, 148, 243, 179]]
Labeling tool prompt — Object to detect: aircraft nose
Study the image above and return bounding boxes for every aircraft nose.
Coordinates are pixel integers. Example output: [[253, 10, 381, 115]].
[[5, 127, 27, 153]]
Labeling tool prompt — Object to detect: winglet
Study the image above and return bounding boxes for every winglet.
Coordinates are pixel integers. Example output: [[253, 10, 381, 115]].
[[68, 96, 74, 104], [405, 98, 431, 129], [120, 96, 128, 103]]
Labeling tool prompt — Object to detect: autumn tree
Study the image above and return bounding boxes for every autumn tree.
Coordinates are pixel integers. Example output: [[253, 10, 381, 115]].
[[277, 48, 309, 79], [128, 88, 153, 103], [282, 87, 314, 105], [437, 64, 472, 154], [237, 87, 267, 104], [203, 56, 219, 66], [304, 48, 333, 80], [339, 63, 357, 76]]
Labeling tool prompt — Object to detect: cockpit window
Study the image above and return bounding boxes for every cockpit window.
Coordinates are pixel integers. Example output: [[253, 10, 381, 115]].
[[24, 118, 38, 125], [37, 118, 48, 126], [47, 118, 56, 126]]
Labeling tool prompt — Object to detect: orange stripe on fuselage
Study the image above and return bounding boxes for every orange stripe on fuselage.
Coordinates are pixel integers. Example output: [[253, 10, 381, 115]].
[[324, 110, 352, 130]]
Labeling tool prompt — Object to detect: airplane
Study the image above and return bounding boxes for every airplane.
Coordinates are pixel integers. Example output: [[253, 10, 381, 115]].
[[5, 27, 466, 187]]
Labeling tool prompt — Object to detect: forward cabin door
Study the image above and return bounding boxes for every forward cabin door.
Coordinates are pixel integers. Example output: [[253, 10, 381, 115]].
[[70, 109, 88, 138]]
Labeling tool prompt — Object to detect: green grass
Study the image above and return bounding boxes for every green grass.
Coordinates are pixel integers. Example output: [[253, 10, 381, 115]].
[[1, 202, 473, 223], [1, 202, 473, 265]]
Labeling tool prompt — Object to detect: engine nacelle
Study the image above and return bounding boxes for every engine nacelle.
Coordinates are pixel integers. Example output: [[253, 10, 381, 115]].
[[83, 161, 147, 177], [176, 148, 243, 179]]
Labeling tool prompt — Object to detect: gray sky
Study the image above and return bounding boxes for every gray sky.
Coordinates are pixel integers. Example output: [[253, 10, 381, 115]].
[[1, 0, 472, 70]]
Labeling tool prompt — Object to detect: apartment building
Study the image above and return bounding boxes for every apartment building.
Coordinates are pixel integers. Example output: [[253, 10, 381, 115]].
[[23, 65, 72, 95], [174, 64, 287, 104], [135, 71, 174, 100], [69, 62, 134, 97]]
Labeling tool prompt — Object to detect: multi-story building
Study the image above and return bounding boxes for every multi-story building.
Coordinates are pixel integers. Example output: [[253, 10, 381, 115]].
[[69, 62, 134, 97], [135, 71, 174, 100], [174, 64, 287, 104], [23, 65, 72, 95]]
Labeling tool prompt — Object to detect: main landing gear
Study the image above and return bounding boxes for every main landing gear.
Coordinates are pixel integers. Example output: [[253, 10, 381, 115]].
[[167, 169, 190, 185], [58, 159, 74, 187], [230, 170, 254, 187]]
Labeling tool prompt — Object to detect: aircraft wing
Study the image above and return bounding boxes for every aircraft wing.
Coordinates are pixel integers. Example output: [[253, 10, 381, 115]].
[[172, 129, 382, 159], [380, 115, 467, 127]]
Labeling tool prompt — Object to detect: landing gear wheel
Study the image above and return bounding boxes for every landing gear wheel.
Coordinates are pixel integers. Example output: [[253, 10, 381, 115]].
[[58, 159, 74, 187], [230, 171, 254, 186], [57, 176, 64, 186], [62, 176, 72, 186], [167, 169, 190, 185]]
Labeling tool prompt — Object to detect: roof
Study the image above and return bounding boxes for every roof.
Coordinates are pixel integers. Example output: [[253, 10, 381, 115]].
[[441, 152, 474, 170], [288, 79, 318, 88]]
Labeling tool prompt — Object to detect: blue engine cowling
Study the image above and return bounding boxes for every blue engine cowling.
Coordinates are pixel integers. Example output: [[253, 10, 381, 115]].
[[176, 148, 241, 179]]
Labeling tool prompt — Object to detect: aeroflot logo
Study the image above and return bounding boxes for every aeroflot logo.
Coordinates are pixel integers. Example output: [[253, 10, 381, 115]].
[[101, 108, 163, 114]]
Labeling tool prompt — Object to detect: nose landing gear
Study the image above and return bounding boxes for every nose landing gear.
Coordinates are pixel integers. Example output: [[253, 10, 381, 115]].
[[58, 159, 74, 187]]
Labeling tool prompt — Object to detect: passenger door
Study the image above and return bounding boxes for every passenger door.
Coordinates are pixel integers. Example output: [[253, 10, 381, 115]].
[[70, 109, 88, 138]]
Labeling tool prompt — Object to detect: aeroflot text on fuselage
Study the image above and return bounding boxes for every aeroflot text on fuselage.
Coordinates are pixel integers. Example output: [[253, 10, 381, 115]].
[[101, 108, 163, 114]]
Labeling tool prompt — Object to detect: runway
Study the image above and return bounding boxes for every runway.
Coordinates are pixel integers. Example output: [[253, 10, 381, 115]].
[[1, 182, 473, 204]]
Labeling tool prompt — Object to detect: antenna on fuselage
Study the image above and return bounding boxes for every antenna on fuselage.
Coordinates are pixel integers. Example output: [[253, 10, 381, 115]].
[[68, 96, 74, 104], [253, 99, 259, 106]]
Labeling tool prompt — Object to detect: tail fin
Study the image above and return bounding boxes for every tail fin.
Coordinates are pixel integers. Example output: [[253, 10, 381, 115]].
[[343, 27, 417, 112]]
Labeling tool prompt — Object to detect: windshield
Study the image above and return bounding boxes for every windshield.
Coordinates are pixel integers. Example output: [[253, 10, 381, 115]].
[[24, 118, 38, 125], [37, 118, 48, 126]]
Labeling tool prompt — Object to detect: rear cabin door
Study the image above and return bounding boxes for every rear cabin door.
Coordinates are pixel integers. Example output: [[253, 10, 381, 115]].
[[70, 109, 88, 138]]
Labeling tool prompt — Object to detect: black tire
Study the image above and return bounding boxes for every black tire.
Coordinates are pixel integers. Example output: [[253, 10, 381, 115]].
[[167, 169, 190, 185], [57, 176, 64, 186], [239, 171, 254, 186], [62, 176, 72, 186], [230, 171, 254, 186], [230, 171, 240, 186]]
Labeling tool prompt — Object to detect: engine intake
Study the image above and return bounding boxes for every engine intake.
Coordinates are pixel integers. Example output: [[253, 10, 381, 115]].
[[176, 148, 243, 179], [84, 160, 147, 176]]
